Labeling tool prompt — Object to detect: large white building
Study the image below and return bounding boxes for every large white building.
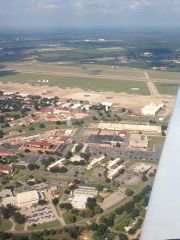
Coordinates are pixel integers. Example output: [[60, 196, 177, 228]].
[[2, 190, 40, 208], [141, 103, 164, 116], [71, 187, 98, 209], [98, 122, 161, 133]]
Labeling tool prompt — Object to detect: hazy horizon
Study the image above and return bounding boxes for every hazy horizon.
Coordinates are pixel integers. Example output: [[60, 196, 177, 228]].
[[1, 0, 180, 30]]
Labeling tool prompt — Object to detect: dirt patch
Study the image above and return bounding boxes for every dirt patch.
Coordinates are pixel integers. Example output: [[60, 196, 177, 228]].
[[0, 82, 175, 115]]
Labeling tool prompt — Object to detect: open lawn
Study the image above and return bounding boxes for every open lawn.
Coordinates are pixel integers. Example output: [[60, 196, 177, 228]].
[[28, 220, 60, 230], [15, 223, 25, 231], [148, 70, 180, 80], [0, 219, 13, 231], [0, 72, 150, 95], [155, 83, 180, 95]]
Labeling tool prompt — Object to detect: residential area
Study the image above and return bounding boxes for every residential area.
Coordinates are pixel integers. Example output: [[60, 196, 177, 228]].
[[0, 90, 167, 240]]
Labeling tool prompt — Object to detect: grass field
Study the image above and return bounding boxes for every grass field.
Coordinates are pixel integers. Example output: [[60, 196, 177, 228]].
[[28, 220, 60, 230], [155, 83, 180, 95], [148, 70, 180, 80], [0, 72, 150, 95], [0, 219, 13, 231], [15, 223, 25, 231]]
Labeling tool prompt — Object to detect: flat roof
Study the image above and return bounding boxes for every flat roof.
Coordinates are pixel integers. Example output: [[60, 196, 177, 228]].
[[140, 89, 180, 240], [16, 190, 39, 205]]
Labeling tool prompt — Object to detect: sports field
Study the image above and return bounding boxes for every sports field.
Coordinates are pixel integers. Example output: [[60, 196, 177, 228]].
[[0, 72, 150, 95]]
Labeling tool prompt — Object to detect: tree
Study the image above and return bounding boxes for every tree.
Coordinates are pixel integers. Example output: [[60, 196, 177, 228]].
[[59, 203, 72, 210], [86, 198, 97, 210], [14, 212, 26, 224], [125, 188, 134, 197], [50, 167, 68, 173], [64, 212, 76, 224], [0, 130, 4, 138], [119, 233, 128, 240], [39, 123, 46, 128], [106, 213, 115, 227], [38, 199, 47, 205], [142, 175, 148, 182], [52, 198, 59, 205], [96, 224, 108, 236], [89, 223, 98, 231], [95, 184, 103, 192], [28, 164, 39, 171]]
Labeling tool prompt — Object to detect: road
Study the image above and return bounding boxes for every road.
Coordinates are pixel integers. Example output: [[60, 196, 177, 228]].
[[144, 71, 159, 97]]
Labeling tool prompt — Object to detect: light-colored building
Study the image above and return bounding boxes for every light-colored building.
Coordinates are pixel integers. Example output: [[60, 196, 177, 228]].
[[71, 103, 81, 109], [98, 122, 161, 133], [2, 190, 40, 208], [71, 187, 98, 209], [86, 156, 105, 170], [132, 163, 152, 174], [0, 189, 13, 198], [47, 158, 66, 171], [107, 158, 122, 170], [141, 103, 164, 116], [70, 155, 84, 162], [128, 134, 149, 151], [107, 165, 125, 180]]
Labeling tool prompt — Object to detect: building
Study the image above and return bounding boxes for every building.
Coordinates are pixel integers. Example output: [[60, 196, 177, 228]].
[[0, 150, 16, 157], [98, 122, 161, 133], [47, 158, 66, 171], [86, 156, 105, 170], [128, 134, 149, 151], [140, 89, 180, 240], [107, 158, 122, 170], [132, 163, 152, 174], [27, 141, 54, 149], [107, 165, 125, 180], [71, 187, 98, 209], [2, 190, 40, 208], [141, 103, 164, 116], [0, 189, 13, 198], [0, 165, 13, 174]]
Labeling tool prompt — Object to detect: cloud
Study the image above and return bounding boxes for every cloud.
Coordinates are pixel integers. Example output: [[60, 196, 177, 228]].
[[128, 0, 151, 11], [29, 0, 63, 12], [72, 0, 119, 13]]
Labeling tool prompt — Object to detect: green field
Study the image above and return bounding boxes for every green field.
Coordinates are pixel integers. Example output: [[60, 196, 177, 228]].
[[149, 70, 180, 80], [155, 83, 180, 95], [28, 220, 60, 230], [0, 219, 13, 231], [0, 72, 150, 95]]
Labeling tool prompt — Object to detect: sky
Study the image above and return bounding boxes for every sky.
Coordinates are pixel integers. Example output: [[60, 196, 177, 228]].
[[0, 0, 180, 29]]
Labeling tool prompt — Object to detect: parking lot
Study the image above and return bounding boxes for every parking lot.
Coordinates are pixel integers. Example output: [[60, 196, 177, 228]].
[[21, 204, 56, 226]]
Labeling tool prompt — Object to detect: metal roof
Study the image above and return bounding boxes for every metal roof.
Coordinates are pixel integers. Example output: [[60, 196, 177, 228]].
[[140, 89, 180, 240]]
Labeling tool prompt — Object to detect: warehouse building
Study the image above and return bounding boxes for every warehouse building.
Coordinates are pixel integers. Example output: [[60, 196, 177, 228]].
[[141, 103, 164, 116], [98, 122, 161, 133], [2, 190, 40, 208]]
